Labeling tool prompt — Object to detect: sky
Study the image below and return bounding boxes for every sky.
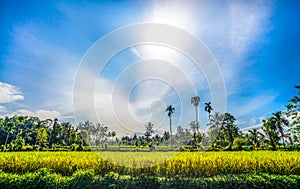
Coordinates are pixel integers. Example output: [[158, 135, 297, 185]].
[[0, 0, 299, 136]]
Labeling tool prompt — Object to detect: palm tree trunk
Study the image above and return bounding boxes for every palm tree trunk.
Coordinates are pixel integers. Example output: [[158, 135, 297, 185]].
[[282, 134, 285, 148], [170, 116, 172, 150], [195, 106, 198, 132], [5, 132, 9, 146], [270, 138, 276, 150]]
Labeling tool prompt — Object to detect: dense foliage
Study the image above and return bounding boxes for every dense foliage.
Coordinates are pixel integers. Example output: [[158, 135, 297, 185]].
[[1, 86, 299, 152], [0, 169, 299, 189]]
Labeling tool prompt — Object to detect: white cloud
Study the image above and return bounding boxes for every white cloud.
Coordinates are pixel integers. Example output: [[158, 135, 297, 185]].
[[36, 110, 61, 120], [0, 82, 24, 104], [229, 1, 271, 58], [7, 109, 61, 120]]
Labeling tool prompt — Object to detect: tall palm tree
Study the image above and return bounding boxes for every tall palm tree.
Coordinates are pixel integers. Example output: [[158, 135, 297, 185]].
[[272, 111, 289, 147], [204, 102, 213, 121], [166, 105, 175, 149], [191, 96, 200, 132]]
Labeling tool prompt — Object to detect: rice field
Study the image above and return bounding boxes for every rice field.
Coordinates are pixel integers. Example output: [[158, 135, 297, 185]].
[[0, 151, 299, 177]]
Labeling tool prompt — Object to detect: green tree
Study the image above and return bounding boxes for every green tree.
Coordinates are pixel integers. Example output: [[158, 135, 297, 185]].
[[4, 122, 14, 146], [166, 105, 175, 149], [11, 136, 25, 151], [36, 128, 48, 148], [93, 122, 108, 146], [176, 125, 184, 148], [286, 85, 300, 145], [189, 121, 198, 147], [77, 121, 94, 145], [248, 128, 263, 149], [144, 122, 154, 142], [208, 112, 224, 147], [232, 137, 247, 151], [49, 118, 62, 147], [163, 131, 170, 144], [272, 111, 289, 147], [221, 113, 239, 150], [263, 118, 280, 150]]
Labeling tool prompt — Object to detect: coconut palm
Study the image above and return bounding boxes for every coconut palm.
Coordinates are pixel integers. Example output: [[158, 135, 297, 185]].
[[204, 102, 213, 121], [166, 105, 175, 149], [272, 111, 289, 147], [248, 128, 263, 149], [144, 122, 154, 142], [209, 112, 224, 130], [263, 118, 280, 150], [208, 112, 224, 147], [221, 113, 238, 150], [191, 96, 200, 132]]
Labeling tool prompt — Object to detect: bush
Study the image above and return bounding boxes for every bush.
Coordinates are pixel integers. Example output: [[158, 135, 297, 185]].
[[33, 145, 40, 151], [182, 145, 198, 152], [233, 137, 248, 151], [22, 145, 33, 151], [0, 145, 6, 152]]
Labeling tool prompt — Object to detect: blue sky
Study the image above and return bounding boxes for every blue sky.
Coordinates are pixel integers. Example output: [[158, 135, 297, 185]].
[[0, 0, 299, 135]]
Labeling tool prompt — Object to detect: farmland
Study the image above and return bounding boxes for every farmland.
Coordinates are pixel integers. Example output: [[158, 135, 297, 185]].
[[0, 151, 299, 188]]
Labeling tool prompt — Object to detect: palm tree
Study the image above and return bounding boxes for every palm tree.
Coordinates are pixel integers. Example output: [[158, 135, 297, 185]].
[[208, 112, 224, 147], [191, 96, 200, 132], [248, 128, 263, 149], [272, 111, 289, 147], [209, 112, 224, 130], [163, 131, 170, 144], [221, 113, 238, 150], [189, 121, 198, 147], [144, 122, 154, 142], [166, 105, 175, 149], [262, 118, 280, 150], [204, 102, 213, 121]]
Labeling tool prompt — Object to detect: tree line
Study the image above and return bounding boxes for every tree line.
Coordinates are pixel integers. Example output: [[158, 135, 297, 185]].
[[0, 117, 116, 151], [0, 86, 299, 151]]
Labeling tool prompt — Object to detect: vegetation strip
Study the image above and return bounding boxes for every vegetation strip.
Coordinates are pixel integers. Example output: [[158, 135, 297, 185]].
[[0, 169, 299, 189], [0, 86, 299, 152]]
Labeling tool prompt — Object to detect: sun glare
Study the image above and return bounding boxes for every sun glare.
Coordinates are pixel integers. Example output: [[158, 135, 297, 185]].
[[146, 1, 198, 35]]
